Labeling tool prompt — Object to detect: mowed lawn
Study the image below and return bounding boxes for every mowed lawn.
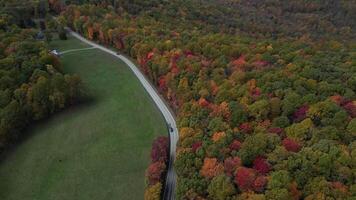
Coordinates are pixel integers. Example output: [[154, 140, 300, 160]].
[[0, 36, 166, 200]]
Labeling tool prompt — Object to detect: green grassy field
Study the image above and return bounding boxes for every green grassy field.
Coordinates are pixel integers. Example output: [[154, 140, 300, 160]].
[[0, 36, 166, 200]]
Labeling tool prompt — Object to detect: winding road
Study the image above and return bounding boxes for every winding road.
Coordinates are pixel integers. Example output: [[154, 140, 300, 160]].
[[67, 30, 178, 200]]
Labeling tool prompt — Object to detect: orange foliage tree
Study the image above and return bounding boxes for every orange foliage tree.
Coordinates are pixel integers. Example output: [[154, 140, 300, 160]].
[[200, 158, 224, 179]]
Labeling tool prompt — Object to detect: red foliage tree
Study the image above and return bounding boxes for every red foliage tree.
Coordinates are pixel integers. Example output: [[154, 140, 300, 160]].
[[330, 95, 345, 105], [253, 60, 269, 68], [229, 140, 242, 151], [184, 50, 194, 57], [234, 167, 256, 191], [192, 141, 202, 152], [224, 156, 241, 176], [233, 55, 246, 66], [198, 97, 210, 107], [250, 87, 261, 98], [151, 136, 169, 162], [343, 101, 356, 118], [253, 157, 271, 175], [332, 181, 348, 193], [293, 105, 309, 122], [147, 52, 154, 60], [146, 161, 166, 185], [282, 138, 301, 152], [158, 76, 167, 91], [239, 122, 253, 134], [267, 127, 284, 135], [252, 176, 267, 192], [169, 59, 179, 75]]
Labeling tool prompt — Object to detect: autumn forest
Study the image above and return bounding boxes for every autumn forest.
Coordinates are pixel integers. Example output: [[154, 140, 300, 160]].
[[1, 0, 356, 200]]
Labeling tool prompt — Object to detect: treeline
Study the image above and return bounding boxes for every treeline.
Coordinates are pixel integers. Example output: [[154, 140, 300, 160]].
[[0, 0, 49, 27], [55, 0, 356, 40], [144, 136, 169, 200], [0, 2, 83, 152], [56, 1, 356, 199]]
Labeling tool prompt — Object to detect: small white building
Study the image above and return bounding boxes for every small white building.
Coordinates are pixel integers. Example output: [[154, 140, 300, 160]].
[[50, 50, 60, 56]]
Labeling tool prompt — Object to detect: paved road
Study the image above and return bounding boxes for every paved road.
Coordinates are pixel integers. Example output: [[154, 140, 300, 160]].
[[68, 30, 178, 200], [60, 47, 96, 55]]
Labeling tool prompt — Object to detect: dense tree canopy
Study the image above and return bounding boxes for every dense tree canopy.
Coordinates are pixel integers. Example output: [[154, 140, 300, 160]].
[[0, 0, 83, 152], [54, 0, 356, 199]]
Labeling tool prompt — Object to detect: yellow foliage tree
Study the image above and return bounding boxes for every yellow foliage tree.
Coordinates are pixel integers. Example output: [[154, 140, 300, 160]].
[[179, 127, 195, 141], [144, 182, 162, 200], [285, 118, 314, 140]]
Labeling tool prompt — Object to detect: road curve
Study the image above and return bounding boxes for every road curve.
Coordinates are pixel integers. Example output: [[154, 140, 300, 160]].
[[67, 30, 178, 200]]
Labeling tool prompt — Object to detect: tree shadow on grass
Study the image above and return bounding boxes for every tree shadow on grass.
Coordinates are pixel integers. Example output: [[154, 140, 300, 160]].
[[0, 96, 98, 165]]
